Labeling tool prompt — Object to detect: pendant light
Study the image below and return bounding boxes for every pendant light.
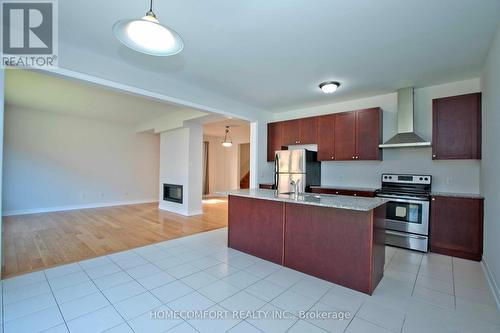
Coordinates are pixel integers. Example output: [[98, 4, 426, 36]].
[[222, 126, 233, 147], [113, 0, 184, 56]]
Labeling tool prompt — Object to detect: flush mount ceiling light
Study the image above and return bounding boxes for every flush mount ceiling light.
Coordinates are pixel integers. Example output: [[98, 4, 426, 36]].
[[222, 126, 233, 147], [113, 0, 184, 56], [319, 81, 341, 94]]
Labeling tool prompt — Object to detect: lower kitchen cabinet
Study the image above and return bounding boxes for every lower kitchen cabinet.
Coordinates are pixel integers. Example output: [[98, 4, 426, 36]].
[[430, 195, 483, 261], [310, 187, 375, 197], [228, 195, 284, 264]]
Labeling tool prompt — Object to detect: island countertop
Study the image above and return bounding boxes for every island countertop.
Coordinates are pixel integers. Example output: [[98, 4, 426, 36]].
[[224, 189, 387, 212]]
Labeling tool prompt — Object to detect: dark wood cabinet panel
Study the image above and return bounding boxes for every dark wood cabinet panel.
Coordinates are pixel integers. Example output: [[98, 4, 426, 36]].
[[356, 108, 382, 160], [266, 107, 382, 162], [430, 196, 483, 261], [334, 112, 357, 160], [432, 93, 481, 160], [284, 203, 385, 294], [310, 187, 375, 197], [299, 117, 318, 144], [267, 122, 283, 162], [282, 119, 301, 145], [228, 196, 285, 265], [317, 115, 335, 161]]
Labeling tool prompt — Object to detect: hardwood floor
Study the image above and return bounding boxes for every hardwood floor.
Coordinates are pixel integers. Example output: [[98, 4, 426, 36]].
[[2, 198, 228, 279]]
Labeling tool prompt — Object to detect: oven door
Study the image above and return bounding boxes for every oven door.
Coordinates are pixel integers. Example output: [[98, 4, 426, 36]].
[[377, 195, 429, 236]]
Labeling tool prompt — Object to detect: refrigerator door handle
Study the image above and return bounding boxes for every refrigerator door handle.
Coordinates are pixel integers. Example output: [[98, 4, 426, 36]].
[[275, 153, 279, 190]]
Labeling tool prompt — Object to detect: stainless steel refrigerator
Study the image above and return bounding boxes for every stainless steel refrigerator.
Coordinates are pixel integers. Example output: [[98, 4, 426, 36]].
[[274, 149, 321, 193]]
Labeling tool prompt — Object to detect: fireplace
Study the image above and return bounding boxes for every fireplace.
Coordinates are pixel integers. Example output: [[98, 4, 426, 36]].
[[163, 184, 183, 204]]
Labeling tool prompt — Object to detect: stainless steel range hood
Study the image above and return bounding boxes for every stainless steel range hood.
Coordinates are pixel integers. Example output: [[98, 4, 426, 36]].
[[379, 87, 431, 148]]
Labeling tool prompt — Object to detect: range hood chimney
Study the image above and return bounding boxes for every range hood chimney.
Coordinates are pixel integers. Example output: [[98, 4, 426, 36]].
[[379, 87, 431, 148]]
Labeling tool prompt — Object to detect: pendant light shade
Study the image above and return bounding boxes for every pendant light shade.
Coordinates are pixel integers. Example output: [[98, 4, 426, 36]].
[[113, 0, 184, 56], [222, 126, 233, 147]]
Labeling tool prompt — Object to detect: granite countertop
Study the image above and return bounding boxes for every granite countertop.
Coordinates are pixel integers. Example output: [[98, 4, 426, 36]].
[[309, 185, 379, 192], [223, 189, 387, 212], [431, 192, 484, 199]]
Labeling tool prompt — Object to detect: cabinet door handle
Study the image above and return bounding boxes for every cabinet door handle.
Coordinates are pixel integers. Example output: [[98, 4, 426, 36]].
[[352, 156, 355, 159], [331, 156, 334, 160], [356, 156, 359, 159], [432, 198, 436, 201], [354, 194, 357, 196], [432, 154, 436, 158]]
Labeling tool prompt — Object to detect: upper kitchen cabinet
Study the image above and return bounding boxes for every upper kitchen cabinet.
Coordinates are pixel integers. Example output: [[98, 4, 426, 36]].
[[334, 112, 357, 160], [317, 114, 336, 160], [267, 122, 283, 162], [282, 117, 318, 145], [432, 93, 481, 160], [299, 117, 318, 144], [333, 108, 382, 161], [356, 108, 382, 160], [282, 119, 301, 145], [268, 108, 382, 162]]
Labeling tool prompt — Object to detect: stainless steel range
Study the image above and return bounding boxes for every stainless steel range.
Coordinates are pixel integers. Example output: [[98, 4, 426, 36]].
[[375, 174, 432, 252]]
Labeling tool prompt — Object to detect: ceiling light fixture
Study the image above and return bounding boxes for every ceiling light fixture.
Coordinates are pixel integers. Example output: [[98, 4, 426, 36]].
[[113, 0, 184, 56], [222, 126, 233, 147], [319, 81, 341, 94]]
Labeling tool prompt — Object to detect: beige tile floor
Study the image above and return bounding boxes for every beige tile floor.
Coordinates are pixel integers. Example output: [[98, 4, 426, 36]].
[[1, 228, 499, 333]]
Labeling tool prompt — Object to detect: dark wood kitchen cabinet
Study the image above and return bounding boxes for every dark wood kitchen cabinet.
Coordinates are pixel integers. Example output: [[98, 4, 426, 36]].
[[317, 114, 336, 160], [432, 93, 481, 160], [228, 196, 285, 264], [334, 111, 357, 160], [310, 187, 375, 197], [282, 117, 318, 145], [333, 108, 382, 161], [267, 107, 381, 162], [356, 108, 382, 160], [282, 119, 301, 145], [430, 195, 483, 261], [267, 122, 283, 161]]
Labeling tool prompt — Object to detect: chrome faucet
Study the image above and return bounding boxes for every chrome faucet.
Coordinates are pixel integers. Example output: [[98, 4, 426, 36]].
[[290, 179, 300, 196]]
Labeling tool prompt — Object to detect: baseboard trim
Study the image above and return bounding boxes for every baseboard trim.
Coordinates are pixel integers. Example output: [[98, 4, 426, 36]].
[[2, 199, 159, 216], [482, 258, 500, 311]]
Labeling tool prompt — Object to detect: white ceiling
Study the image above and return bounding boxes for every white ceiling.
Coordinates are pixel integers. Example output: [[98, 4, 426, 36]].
[[203, 119, 250, 139], [58, 0, 499, 113], [5, 70, 187, 125]]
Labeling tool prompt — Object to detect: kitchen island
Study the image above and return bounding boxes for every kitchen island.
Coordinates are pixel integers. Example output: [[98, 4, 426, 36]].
[[226, 189, 387, 294]]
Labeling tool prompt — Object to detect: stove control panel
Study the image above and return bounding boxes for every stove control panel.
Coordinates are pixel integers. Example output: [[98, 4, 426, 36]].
[[381, 174, 432, 185]]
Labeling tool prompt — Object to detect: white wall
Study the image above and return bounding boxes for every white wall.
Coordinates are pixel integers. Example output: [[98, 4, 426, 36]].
[[2, 106, 160, 215], [204, 128, 250, 194], [159, 124, 203, 215], [261, 79, 482, 194], [481, 23, 500, 305]]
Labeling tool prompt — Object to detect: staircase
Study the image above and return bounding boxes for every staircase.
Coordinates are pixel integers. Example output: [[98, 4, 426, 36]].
[[240, 171, 250, 189]]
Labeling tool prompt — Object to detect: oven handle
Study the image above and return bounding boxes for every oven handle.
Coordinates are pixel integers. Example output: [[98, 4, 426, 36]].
[[386, 230, 428, 240], [377, 194, 430, 204]]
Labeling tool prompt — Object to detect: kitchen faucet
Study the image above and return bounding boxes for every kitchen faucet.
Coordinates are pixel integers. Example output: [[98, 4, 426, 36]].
[[290, 179, 300, 196]]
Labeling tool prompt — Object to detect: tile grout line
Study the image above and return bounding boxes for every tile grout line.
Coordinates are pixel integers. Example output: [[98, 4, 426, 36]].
[[77, 262, 137, 333], [43, 270, 71, 333]]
